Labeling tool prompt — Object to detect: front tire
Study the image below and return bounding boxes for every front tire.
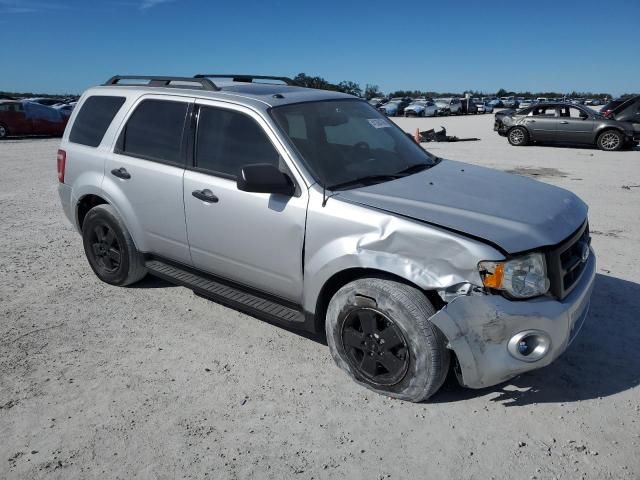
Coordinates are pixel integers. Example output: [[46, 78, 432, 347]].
[[508, 126, 529, 146], [82, 204, 147, 286], [326, 278, 450, 402], [597, 130, 623, 151]]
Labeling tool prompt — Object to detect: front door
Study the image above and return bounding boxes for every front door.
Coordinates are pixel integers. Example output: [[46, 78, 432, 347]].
[[556, 106, 596, 144], [183, 101, 307, 303]]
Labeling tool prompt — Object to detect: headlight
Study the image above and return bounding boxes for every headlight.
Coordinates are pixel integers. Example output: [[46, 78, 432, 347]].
[[478, 253, 550, 299]]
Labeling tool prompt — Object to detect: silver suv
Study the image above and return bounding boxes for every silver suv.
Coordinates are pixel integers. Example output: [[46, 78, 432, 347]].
[[57, 74, 595, 402]]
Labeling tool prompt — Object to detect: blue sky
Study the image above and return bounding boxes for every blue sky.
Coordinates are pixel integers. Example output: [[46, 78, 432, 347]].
[[1, 0, 638, 95]]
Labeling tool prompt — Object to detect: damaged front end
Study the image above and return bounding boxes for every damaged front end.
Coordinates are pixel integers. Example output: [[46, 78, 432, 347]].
[[304, 169, 595, 390], [430, 249, 595, 388]]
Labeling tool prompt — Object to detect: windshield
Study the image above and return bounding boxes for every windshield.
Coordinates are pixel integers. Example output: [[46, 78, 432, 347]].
[[271, 100, 437, 189]]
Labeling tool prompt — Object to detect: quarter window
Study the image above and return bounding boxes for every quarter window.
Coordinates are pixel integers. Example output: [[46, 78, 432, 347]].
[[69, 96, 125, 147], [195, 106, 279, 177], [117, 99, 188, 165]]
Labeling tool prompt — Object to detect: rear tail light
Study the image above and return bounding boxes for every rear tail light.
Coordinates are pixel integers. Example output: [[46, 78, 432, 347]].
[[57, 149, 66, 183]]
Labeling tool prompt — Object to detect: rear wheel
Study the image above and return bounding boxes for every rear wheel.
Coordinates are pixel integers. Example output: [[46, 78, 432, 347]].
[[508, 126, 529, 146], [82, 204, 146, 286], [597, 130, 623, 151], [326, 278, 450, 402], [0, 123, 9, 139]]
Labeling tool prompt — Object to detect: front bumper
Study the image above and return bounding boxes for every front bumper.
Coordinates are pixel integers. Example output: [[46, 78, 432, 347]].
[[430, 250, 596, 389]]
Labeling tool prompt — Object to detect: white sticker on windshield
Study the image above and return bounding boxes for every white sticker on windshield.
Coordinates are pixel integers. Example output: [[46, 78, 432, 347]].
[[367, 118, 390, 129]]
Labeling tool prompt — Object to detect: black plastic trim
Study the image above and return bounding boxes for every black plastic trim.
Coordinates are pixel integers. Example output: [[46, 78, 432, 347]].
[[194, 74, 296, 86], [145, 255, 316, 332], [105, 75, 219, 91]]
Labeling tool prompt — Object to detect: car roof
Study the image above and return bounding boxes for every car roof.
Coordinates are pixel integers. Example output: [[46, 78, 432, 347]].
[[85, 81, 357, 111]]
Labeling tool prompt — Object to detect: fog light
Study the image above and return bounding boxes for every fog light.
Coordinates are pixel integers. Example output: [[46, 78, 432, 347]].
[[507, 330, 551, 362]]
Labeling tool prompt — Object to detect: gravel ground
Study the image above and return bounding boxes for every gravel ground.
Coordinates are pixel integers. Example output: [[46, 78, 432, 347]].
[[1, 114, 639, 480]]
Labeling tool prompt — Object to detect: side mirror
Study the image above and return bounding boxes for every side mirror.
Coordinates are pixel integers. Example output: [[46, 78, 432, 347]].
[[580, 113, 589, 120], [237, 163, 295, 196]]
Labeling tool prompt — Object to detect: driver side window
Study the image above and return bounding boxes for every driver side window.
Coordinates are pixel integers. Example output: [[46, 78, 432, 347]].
[[195, 106, 280, 178]]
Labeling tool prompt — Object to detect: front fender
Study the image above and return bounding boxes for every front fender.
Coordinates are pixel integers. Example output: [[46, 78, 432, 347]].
[[302, 194, 504, 313]]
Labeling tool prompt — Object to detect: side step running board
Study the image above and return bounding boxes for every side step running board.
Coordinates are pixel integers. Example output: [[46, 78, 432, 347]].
[[145, 259, 305, 324]]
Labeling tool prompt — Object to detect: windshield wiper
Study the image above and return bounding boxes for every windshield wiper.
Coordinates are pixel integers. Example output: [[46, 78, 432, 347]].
[[395, 162, 433, 176], [327, 174, 402, 191]]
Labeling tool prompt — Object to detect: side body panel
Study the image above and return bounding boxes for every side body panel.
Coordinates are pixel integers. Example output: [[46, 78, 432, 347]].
[[524, 115, 557, 141], [102, 94, 193, 264], [556, 117, 596, 144], [302, 187, 504, 314], [183, 99, 309, 303]]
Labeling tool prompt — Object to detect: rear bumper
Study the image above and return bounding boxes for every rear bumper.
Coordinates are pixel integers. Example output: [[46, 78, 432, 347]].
[[430, 250, 596, 389]]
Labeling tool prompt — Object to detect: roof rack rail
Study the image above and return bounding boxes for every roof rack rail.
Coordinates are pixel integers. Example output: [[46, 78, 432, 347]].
[[194, 74, 296, 86], [103, 75, 219, 91]]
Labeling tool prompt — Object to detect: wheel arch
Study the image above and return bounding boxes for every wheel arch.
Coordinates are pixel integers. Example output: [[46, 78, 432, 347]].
[[312, 267, 445, 334], [595, 125, 627, 139], [76, 194, 109, 230]]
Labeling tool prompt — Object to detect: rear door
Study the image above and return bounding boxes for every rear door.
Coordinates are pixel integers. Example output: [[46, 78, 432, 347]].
[[556, 106, 596, 144], [525, 105, 559, 141], [183, 100, 307, 302], [105, 95, 193, 265]]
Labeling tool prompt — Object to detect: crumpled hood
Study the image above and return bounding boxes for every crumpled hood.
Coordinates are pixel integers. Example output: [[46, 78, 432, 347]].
[[335, 159, 588, 254]]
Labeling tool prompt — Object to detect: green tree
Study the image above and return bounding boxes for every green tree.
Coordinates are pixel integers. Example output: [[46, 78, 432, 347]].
[[337, 81, 362, 97]]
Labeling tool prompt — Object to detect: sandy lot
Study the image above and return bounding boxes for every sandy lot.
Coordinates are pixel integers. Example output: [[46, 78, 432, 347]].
[[1, 114, 639, 480]]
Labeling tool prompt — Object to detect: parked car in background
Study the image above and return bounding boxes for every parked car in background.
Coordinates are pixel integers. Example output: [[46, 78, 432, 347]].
[[494, 102, 639, 151], [26, 97, 66, 106], [605, 96, 640, 141], [404, 100, 438, 117], [500, 96, 519, 108], [368, 97, 387, 108], [460, 98, 478, 115], [0, 100, 68, 139], [434, 98, 462, 115], [518, 99, 535, 109], [483, 98, 504, 113], [54, 103, 76, 118], [600, 96, 638, 119], [378, 97, 411, 117]]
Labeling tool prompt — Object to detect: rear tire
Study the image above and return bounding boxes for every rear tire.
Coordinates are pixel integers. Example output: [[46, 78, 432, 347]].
[[82, 204, 147, 286], [326, 278, 450, 402], [597, 129, 624, 151], [0, 123, 9, 139], [508, 126, 529, 146]]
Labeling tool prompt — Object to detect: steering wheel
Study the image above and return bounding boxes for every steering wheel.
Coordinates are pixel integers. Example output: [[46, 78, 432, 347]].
[[353, 141, 371, 154]]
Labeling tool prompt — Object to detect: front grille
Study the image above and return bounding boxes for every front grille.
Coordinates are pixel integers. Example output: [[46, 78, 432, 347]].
[[546, 222, 590, 299]]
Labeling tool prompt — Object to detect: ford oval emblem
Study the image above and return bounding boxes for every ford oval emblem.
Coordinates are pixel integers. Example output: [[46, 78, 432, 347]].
[[581, 243, 590, 263]]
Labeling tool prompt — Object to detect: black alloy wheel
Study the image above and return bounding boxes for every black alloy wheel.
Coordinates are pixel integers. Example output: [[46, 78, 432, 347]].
[[88, 222, 122, 274], [340, 307, 410, 386]]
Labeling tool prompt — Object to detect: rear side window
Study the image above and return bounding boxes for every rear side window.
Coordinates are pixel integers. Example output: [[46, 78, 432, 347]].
[[195, 106, 279, 177], [69, 96, 125, 147], [117, 99, 188, 165]]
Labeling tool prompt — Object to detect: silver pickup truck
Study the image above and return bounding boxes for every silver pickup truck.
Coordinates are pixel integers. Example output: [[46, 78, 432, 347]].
[[57, 74, 595, 402]]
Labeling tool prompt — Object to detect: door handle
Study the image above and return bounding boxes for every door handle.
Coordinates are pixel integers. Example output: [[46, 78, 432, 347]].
[[111, 167, 131, 180], [560, 121, 569, 124], [192, 189, 219, 203]]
